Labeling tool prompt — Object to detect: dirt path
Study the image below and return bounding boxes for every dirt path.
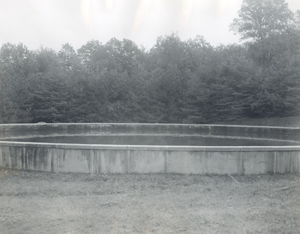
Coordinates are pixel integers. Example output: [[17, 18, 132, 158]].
[[1, 168, 300, 234]]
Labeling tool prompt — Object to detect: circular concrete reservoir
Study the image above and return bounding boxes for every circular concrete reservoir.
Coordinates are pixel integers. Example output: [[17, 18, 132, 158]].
[[0, 123, 300, 174]]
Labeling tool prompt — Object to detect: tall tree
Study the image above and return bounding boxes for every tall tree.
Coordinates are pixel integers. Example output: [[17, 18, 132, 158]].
[[230, 0, 295, 67], [31, 48, 68, 123], [183, 36, 219, 123], [0, 43, 36, 123], [147, 34, 190, 122], [229, 0, 300, 118]]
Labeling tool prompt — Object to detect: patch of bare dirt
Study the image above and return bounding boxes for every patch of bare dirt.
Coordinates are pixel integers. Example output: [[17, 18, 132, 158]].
[[1, 168, 300, 234]]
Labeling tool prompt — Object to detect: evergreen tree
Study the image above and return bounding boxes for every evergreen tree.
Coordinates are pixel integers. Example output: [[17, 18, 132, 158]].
[[31, 48, 68, 123], [0, 43, 35, 123]]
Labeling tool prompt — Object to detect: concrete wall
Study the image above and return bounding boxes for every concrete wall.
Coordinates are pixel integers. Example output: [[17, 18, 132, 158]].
[[1, 123, 300, 174], [1, 141, 300, 175]]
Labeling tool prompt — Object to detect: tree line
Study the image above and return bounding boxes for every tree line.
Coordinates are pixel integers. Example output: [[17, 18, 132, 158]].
[[0, 0, 299, 124]]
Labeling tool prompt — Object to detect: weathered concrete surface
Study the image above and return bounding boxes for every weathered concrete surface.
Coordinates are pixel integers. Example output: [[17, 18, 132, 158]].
[[0, 123, 300, 174], [1, 141, 300, 175]]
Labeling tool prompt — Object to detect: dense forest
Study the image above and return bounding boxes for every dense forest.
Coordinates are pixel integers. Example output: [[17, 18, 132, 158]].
[[0, 0, 300, 124]]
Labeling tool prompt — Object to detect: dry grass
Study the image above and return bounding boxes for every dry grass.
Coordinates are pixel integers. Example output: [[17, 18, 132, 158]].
[[1, 169, 300, 234]]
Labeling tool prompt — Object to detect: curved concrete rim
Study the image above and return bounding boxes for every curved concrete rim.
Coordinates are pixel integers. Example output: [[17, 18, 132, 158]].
[[1, 141, 300, 151]]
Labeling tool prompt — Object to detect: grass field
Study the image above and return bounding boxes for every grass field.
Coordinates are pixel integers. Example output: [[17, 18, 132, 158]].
[[1, 169, 300, 234]]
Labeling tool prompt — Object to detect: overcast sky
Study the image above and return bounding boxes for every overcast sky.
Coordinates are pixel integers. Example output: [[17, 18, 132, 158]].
[[1, 0, 300, 51]]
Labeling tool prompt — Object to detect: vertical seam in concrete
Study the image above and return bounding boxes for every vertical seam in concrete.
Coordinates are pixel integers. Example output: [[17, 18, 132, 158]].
[[297, 152, 300, 174], [126, 145, 129, 173], [55, 145, 59, 174], [51, 148, 54, 172], [293, 151, 297, 174], [204, 147, 207, 175], [89, 146, 93, 174], [239, 146, 243, 175], [33, 147, 37, 170], [289, 151, 293, 173], [274, 151, 277, 174], [165, 146, 168, 173], [295, 151, 299, 173], [97, 148, 100, 174], [238, 146, 241, 175], [7, 146, 10, 168], [99, 149, 102, 174], [24, 147, 28, 170], [100, 150, 104, 174], [93, 148, 97, 174], [21, 146, 25, 170], [0, 145, 2, 168]]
